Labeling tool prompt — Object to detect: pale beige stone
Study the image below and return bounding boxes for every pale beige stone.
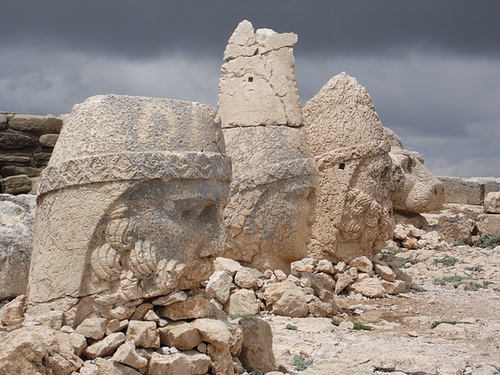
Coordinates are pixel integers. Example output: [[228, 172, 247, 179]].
[[206, 270, 233, 304], [111, 341, 148, 372], [192, 318, 232, 349], [349, 256, 374, 275], [152, 290, 187, 306], [222, 126, 317, 273], [130, 303, 154, 320], [477, 213, 500, 236], [75, 318, 107, 340], [385, 127, 444, 213], [335, 273, 354, 294], [234, 268, 258, 289], [126, 320, 160, 349], [224, 289, 260, 316], [0, 295, 26, 326], [106, 318, 128, 335], [0, 326, 83, 374], [219, 20, 302, 128], [305, 74, 394, 263], [317, 259, 334, 274], [207, 344, 233, 375], [69, 332, 87, 356], [402, 237, 419, 249], [0, 194, 36, 300], [381, 280, 407, 295], [27, 95, 231, 320], [263, 280, 308, 317], [159, 321, 202, 350], [308, 296, 337, 317], [348, 278, 386, 298], [159, 295, 217, 321], [375, 263, 396, 282], [83, 332, 126, 359], [213, 257, 242, 276], [94, 357, 142, 375], [438, 176, 484, 205], [148, 351, 212, 375], [238, 316, 276, 373]]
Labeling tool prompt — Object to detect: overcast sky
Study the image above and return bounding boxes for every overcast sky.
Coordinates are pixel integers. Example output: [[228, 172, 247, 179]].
[[1, 0, 499, 177]]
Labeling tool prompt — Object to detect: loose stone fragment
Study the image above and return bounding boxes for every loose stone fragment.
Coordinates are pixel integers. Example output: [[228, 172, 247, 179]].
[[83, 332, 126, 359], [126, 320, 160, 349]]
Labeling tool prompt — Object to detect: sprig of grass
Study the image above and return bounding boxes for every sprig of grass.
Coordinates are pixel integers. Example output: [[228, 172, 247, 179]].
[[294, 355, 313, 371], [331, 319, 341, 326], [433, 255, 460, 267], [353, 321, 372, 331], [474, 235, 500, 248], [286, 324, 297, 330]]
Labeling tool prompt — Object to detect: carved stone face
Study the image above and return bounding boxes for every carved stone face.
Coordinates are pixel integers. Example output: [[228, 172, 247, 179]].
[[224, 174, 316, 272], [85, 178, 229, 302], [390, 149, 444, 213]]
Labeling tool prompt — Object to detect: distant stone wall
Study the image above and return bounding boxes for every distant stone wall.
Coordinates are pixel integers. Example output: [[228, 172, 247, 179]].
[[0, 111, 63, 194], [438, 176, 500, 206]]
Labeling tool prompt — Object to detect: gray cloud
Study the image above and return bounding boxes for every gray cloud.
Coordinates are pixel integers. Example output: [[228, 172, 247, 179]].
[[1, 0, 499, 178]]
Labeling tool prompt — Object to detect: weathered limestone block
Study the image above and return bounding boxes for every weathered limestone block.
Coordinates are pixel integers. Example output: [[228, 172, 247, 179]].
[[219, 20, 302, 128], [2, 165, 44, 177], [1, 174, 32, 194], [263, 280, 308, 317], [477, 213, 500, 236], [75, 317, 107, 340], [214, 257, 242, 276], [385, 127, 444, 213], [0, 132, 36, 149], [238, 317, 276, 373], [438, 176, 484, 205], [224, 289, 260, 316], [0, 194, 36, 299], [94, 357, 142, 375], [0, 295, 26, 327], [126, 320, 160, 349], [159, 321, 202, 350], [27, 95, 231, 323], [234, 268, 258, 289], [349, 256, 374, 275], [222, 125, 317, 273], [348, 278, 387, 298], [0, 326, 83, 374], [485, 192, 500, 213], [159, 295, 217, 321], [304, 72, 394, 263], [148, 351, 212, 375], [8, 114, 63, 133], [111, 341, 148, 372], [206, 270, 233, 304], [83, 332, 126, 359]]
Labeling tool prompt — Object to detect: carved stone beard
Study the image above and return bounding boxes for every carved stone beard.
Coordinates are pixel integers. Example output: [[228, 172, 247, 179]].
[[83, 178, 228, 307]]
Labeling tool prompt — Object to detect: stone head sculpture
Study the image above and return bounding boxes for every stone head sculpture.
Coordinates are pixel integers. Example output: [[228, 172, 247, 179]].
[[27, 95, 231, 322], [304, 72, 394, 263], [218, 20, 318, 273], [384, 127, 444, 213]]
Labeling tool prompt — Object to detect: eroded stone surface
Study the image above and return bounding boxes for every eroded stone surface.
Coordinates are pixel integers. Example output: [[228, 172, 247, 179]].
[[219, 20, 302, 128], [304, 72, 393, 263], [27, 95, 231, 323]]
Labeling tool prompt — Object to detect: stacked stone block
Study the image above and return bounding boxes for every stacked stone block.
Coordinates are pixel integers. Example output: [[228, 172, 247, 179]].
[[0, 111, 63, 194]]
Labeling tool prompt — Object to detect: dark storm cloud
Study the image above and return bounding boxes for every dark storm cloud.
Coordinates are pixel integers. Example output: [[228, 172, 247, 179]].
[[2, 0, 499, 58], [1, 0, 499, 177]]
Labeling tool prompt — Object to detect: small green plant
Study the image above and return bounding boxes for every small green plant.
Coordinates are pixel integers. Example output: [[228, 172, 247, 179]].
[[286, 324, 297, 330], [474, 235, 500, 248], [434, 275, 490, 290], [433, 255, 460, 267], [228, 313, 258, 320], [331, 319, 341, 326], [251, 371, 264, 375], [294, 355, 313, 371], [465, 265, 484, 272], [353, 321, 372, 331], [431, 320, 457, 329]]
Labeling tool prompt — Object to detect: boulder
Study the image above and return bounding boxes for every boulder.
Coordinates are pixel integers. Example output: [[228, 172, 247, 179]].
[[238, 317, 276, 373], [349, 256, 374, 275], [159, 295, 217, 321], [83, 332, 126, 359], [484, 192, 500, 213], [126, 320, 160, 349], [0, 194, 36, 300], [159, 321, 201, 350], [224, 289, 260, 316], [0, 326, 83, 374], [263, 280, 308, 317], [111, 341, 148, 372], [348, 278, 387, 298], [477, 214, 500, 236], [438, 176, 484, 205], [206, 270, 233, 304]]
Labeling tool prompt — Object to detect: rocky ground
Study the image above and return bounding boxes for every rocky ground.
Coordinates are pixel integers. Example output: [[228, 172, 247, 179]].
[[258, 243, 500, 375]]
